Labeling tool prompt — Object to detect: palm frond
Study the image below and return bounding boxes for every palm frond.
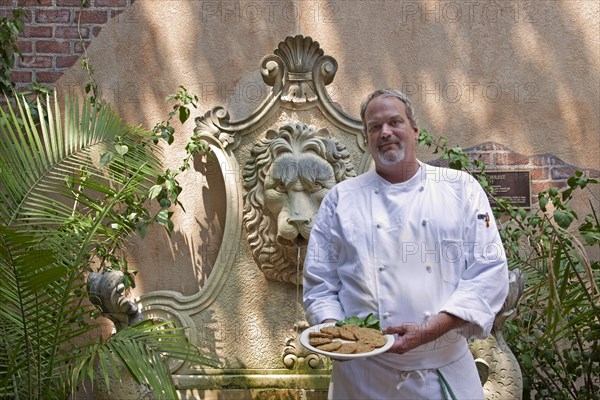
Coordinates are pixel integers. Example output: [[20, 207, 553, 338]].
[[0, 92, 162, 237], [0, 91, 201, 399], [69, 320, 220, 399], [0, 224, 91, 399]]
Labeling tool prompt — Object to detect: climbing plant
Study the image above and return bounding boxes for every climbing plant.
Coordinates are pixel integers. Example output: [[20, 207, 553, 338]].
[[419, 129, 600, 400]]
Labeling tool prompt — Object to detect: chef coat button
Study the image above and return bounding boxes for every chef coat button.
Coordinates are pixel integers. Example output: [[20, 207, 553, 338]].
[[422, 218, 429, 226], [379, 265, 385, 271], [426, 265, 432, 273], [376, 223, 382, 229], [383, 312, 391, 319], [424, 311, 432, 319], [419, 186, 425, 191], [375, 189, 380, 194]]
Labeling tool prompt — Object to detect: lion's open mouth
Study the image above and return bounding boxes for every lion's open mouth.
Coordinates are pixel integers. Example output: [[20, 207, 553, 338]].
[[277, 235, 308, 267], [277, 235, 308, 249], [295, 235, 307, 248]]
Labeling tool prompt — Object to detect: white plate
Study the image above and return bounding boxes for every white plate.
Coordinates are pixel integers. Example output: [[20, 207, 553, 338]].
[[300, 322, 395, 360]]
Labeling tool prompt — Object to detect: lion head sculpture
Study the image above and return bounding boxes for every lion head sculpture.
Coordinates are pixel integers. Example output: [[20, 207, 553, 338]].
[[242, 123, 356, 285]]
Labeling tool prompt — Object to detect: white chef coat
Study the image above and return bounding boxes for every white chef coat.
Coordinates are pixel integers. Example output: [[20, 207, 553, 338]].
[[303, 161, 509, 398]]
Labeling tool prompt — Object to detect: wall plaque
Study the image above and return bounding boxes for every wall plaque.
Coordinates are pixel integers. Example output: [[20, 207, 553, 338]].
[[486, 171, 531, 208]]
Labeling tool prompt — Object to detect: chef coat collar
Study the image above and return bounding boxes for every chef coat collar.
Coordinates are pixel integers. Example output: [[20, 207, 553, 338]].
[[373, 160, 426, 191]]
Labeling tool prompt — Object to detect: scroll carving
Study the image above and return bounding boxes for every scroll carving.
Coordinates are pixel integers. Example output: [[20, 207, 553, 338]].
[[242, 123, 356, 284], [470, 269, 525, 399], [282, 320, 323, 370]]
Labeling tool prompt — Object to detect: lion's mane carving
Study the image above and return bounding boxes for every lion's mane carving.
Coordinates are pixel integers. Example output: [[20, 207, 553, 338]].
[[243, 123, 356, 284]]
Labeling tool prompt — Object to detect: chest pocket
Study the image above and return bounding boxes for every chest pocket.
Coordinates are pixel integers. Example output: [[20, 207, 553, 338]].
[[440, 239, 464, 287]]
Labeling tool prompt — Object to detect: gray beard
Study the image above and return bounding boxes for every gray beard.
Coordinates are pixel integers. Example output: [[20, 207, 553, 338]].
[[378, 146, 405, 165]]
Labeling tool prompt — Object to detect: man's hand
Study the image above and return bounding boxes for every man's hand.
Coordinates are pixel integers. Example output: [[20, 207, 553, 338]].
[[383, 312, 465, 354], [383, 322, 424, 354]]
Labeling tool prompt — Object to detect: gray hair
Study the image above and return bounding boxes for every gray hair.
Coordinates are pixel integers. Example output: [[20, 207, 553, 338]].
[[359, 89, 418, 136]]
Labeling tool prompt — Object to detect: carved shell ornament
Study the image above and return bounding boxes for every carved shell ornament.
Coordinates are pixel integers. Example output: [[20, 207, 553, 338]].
[[261, 35, 337, 106], [242, 123, 356, 284]]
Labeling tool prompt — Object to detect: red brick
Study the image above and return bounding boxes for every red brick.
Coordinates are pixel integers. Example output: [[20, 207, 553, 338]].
[[75, 9, 108, 24], [55, 25, 89, 38], [35, 40, 71, 53], [22, 25, 53, 38], [472, 153, 491, 165], [18, 55, 52, 68], [36, 71, 63, 83], [56, 54, 80, 68], [22, 8, 33, 23], [495, 152, 530, 166], [486, 152, 502, 166], [91, 25, 101, 36], [3, 8, 32, 23], [110, 9, 125, 19], [531, 181, 567, 196], [73, 40, 91, 53], [531, 154, 563, 166], [55, 0, 84, 6], [10, 70, 32, 83], [16, 40, 33, 53], [530, 167, 551, 181], [35, 9, 70, 24], [0, 1, 16, 7], [95, 0, 129, 6], [16, 0, 53, 6]]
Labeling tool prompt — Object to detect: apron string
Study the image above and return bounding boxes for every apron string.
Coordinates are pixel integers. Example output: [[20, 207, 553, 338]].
[[437, 370, 458, 400], [395, 369, 427, 391]]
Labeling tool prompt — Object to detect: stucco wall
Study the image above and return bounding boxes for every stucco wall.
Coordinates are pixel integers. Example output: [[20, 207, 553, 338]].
[[50, 0, 599, 164], [47, 1, 599, 297]]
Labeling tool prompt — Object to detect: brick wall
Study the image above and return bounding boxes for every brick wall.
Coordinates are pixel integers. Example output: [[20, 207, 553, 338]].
[[1, 0, 135, 86], [430, 142, 600, 206]]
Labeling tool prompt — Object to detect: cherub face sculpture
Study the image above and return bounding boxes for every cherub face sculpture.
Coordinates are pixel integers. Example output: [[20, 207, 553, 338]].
[[243, 123, 355, 284]]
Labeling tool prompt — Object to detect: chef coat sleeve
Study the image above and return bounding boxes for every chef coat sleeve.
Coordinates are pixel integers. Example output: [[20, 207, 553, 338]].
[[439, 181, 509, 339], [303, 190, 346, 326]]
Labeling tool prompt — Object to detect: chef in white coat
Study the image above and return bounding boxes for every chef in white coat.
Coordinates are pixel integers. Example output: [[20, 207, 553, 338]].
[[303, 88, 509, 399]]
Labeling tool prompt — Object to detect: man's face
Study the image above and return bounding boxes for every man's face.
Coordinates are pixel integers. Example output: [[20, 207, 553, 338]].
[[364, 96, 419, 172]]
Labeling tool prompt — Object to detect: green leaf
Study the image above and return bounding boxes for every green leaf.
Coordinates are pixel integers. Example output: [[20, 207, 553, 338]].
[[148, 184, 163, 200], [178, 106, 190, 124], [156, 208, 170, 224], [159, 198, 171, 208], [539, 195, 549, 211], [553, 209, 575, 229], [114, 144, 128, 156], [334, 314, 381, 331], [100, 151, 114, 167], [335, 316, 362, 327]]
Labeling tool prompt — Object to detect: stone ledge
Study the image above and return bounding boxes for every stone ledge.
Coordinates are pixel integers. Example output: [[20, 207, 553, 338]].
[[178, 388, 327, 400], [174, 370, 330, 390]]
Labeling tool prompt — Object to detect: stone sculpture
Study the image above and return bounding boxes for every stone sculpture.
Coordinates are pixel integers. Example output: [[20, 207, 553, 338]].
[[87, 270, 153, 399], [242, 123, 356, 284], [87, 270, 143, 331]]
